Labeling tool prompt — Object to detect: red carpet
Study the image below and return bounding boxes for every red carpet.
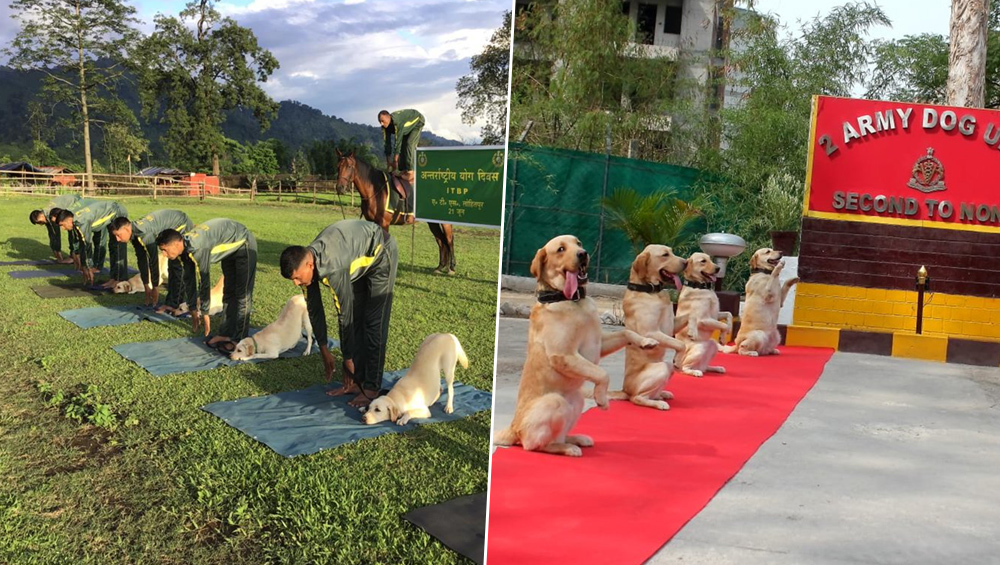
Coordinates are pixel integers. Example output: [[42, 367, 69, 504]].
[[486, 346, 834, 565]]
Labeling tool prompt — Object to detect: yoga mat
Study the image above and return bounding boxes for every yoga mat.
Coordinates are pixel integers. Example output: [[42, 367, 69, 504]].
[[404, 492, 486, 564], [9, 266, 136, 279], [486, 346, 834, 565], [201, 370, 492, 457], [32, 283, 110, 299], [59, 305, 181, 329], [114, 332, 339, 377], [0, 259, 55, 266]]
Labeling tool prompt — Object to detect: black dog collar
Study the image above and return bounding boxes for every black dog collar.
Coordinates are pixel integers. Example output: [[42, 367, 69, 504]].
[[537, 287, 587, 303], [626, 282, 663, 293], [750, 267, 774, 275], [683, 280, 715, 290]]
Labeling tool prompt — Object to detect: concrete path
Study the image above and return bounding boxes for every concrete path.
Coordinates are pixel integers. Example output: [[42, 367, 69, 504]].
[[490, 317, 1000, 564]]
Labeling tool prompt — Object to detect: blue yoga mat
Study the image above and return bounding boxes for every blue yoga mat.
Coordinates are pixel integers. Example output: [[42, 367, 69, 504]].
[[201, 370, 493, 457], [59, 305, 181, 329], [8, 266, 135, 279], [113, 332, 338, 377], [0, 259, 55, 266]]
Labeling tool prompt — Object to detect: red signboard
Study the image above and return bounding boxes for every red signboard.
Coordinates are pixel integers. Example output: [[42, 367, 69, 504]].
[[805, 96, 1000, 232]]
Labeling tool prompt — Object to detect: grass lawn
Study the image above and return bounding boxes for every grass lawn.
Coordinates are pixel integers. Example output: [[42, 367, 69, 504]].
[[0, 196, 499, 564]]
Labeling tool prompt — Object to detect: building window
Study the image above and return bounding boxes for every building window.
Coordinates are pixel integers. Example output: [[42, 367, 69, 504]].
[[664, 5, 682, 35], [637, 3, 657, 45], [714, 16, 724, 49]]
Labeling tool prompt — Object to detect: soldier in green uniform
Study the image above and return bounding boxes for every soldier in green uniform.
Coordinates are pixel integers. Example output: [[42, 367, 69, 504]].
[[56, 200, 129, 287], [109, 210, 195, 309], [28, 194, 86, 263], [378, 108, 425, 185], [279, 219, 399, 408], [156, 219, 257, 352]]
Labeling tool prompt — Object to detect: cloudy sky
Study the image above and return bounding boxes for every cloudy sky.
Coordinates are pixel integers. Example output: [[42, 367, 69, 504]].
[[0, 0, 510, 143], [756, 0, 949, 40]]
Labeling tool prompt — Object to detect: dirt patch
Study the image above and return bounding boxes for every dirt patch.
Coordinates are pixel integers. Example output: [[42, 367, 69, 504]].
[[44, 426, 123, 476]]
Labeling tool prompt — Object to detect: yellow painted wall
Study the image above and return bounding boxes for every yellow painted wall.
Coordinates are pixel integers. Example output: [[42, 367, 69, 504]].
[[793, 282, 1000, 341]]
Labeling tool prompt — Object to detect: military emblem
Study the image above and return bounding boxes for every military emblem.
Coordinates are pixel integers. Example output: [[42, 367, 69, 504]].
[[417, 151, 427, 168], [907, 147, 946, 193], [492, 150, 503, 167]]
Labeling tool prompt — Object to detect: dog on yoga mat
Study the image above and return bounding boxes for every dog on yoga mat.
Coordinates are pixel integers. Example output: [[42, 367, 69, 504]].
[[492, 235, 657, 457], [230, 294, 314, 361], [172, 276, 225, 317], [607, 244, 687, 411], [113, 253, 170, 294], [362, 333, 468, 425], [673, 252, 732, 378], [723, 248, 799, 357]]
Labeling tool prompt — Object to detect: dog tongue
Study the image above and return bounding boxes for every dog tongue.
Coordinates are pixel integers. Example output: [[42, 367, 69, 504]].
[[563, 271, 579, 299], [670, 273, 682, 292]]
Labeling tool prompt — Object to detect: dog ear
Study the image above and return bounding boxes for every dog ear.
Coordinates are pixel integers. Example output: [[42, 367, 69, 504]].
[[750, 251, 759, 270], [632, 250, 651, 281], [684, 256, 696, 279], [246, 340, 255, 356], [529, 247, 547, 279], [387, 400, 400, 422]]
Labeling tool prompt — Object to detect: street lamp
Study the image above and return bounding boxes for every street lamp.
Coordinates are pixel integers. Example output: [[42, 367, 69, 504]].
[[915, 265, 930, 334]]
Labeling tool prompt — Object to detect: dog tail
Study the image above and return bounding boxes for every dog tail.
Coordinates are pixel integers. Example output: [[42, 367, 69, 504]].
[[450, 333, 469, 369], [721, 344, 738, 354]]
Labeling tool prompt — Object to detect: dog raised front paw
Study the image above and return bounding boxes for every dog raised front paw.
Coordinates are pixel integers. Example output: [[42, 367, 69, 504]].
[[640, 337, 657, 349]]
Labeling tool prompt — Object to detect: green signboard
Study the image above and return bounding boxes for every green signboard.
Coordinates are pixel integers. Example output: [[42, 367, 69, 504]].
[[415, 145, 505, 228]]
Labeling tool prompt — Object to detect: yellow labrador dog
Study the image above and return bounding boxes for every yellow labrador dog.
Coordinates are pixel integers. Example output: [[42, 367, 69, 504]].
[[362, 333, 468, 425], [674, 252, 732, 377], [230, 294, 314, 361], [492, 235, 657, 457], [174, 276, 225, 317], [113, 253, 170, 294], [724, 248, 799, 356], [607, 245, 687, 410]]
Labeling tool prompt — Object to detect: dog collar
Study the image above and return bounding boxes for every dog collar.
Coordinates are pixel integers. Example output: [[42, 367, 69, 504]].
[[750, 267, 774, 274], [627, 281, 662, 293], [250, 335, 259, 355], [537, 286, 587, 303], [683, 280, 715, 290]]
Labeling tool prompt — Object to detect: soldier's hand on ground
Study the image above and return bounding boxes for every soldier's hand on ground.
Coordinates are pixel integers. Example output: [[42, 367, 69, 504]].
[[321, 348, 336, 382]]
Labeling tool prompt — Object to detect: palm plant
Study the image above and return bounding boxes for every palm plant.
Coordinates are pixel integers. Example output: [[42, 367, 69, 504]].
[[601, 186, 710, 254]]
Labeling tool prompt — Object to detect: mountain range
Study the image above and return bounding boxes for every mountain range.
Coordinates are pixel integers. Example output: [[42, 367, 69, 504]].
[[0, 65, 461, 168]]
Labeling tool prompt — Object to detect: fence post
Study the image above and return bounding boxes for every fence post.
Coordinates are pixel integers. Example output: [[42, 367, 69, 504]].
[[503, 145, 519, 276], [594, 116, 612, 282], [200, 181, 205, 202], [153, 182, 157, 201], [313, 183, 317, 205]]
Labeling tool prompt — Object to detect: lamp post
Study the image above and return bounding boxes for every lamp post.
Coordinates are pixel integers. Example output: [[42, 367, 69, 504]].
[[915, 265, 930, 334], [699, 233, 747, 318]]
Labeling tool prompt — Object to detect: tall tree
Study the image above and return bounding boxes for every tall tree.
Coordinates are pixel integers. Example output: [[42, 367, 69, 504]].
[[4, 0, 141, 188], [947, 0, 991, 107], [456, 10, 512, 144], [137, 0, 279, 175]]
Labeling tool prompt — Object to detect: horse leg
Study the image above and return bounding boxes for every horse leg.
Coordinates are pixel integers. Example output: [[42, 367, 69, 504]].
[[428, 223, 446, 272], [444, 223, 455, 273]]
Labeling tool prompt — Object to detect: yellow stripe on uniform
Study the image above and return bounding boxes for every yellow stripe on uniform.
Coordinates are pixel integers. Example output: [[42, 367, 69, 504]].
[[349, 244, 382, 275], [210, 239, 246, 255], [321, 277, 342, 313], [92, 211, 116, 228], [403, 117, 420, 128]]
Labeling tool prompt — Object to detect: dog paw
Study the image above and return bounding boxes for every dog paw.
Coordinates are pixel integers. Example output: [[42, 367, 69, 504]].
[[397, 416, 411, 426], [741, 350, 759, 357], [660, 390, 674, 400], [640, 337, 657, 350], [570, 435, 594, 448], [654, 401, 670, 410], [444, 404, 454, 414], [771, 349, 781, 355], [565, 445, 583, 457], [688, 327, 698, 340], [685, 369, 703, 378]]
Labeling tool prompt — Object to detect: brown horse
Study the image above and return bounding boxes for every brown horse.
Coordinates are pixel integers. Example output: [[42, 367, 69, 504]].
[[335, 150, 455, 274]]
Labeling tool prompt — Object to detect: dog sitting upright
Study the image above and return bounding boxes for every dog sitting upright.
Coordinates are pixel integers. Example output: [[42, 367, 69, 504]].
[[674, 252, 732, 377], [363, 333, 468, 425], [230, 294, 314, 361], [724, 248, 799, 356], [607, 245, 687, 410], [492, 235, 657, 457]]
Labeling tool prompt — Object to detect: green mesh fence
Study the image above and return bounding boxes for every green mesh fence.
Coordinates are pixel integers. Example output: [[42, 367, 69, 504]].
[[502, 143, 705, 284]]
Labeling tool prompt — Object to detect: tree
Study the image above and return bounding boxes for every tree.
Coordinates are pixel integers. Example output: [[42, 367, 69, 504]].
[[4, 0, 141, 188], [30, 139, 59, 166], [456, 10, 511, 144], [509, 0, 680, 156], [103, 121, 149, 174], [867, 1, 999, 108], [947, 0, 990, 107], [137, 0, 279, 175], [225, 138, 278, 194]]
